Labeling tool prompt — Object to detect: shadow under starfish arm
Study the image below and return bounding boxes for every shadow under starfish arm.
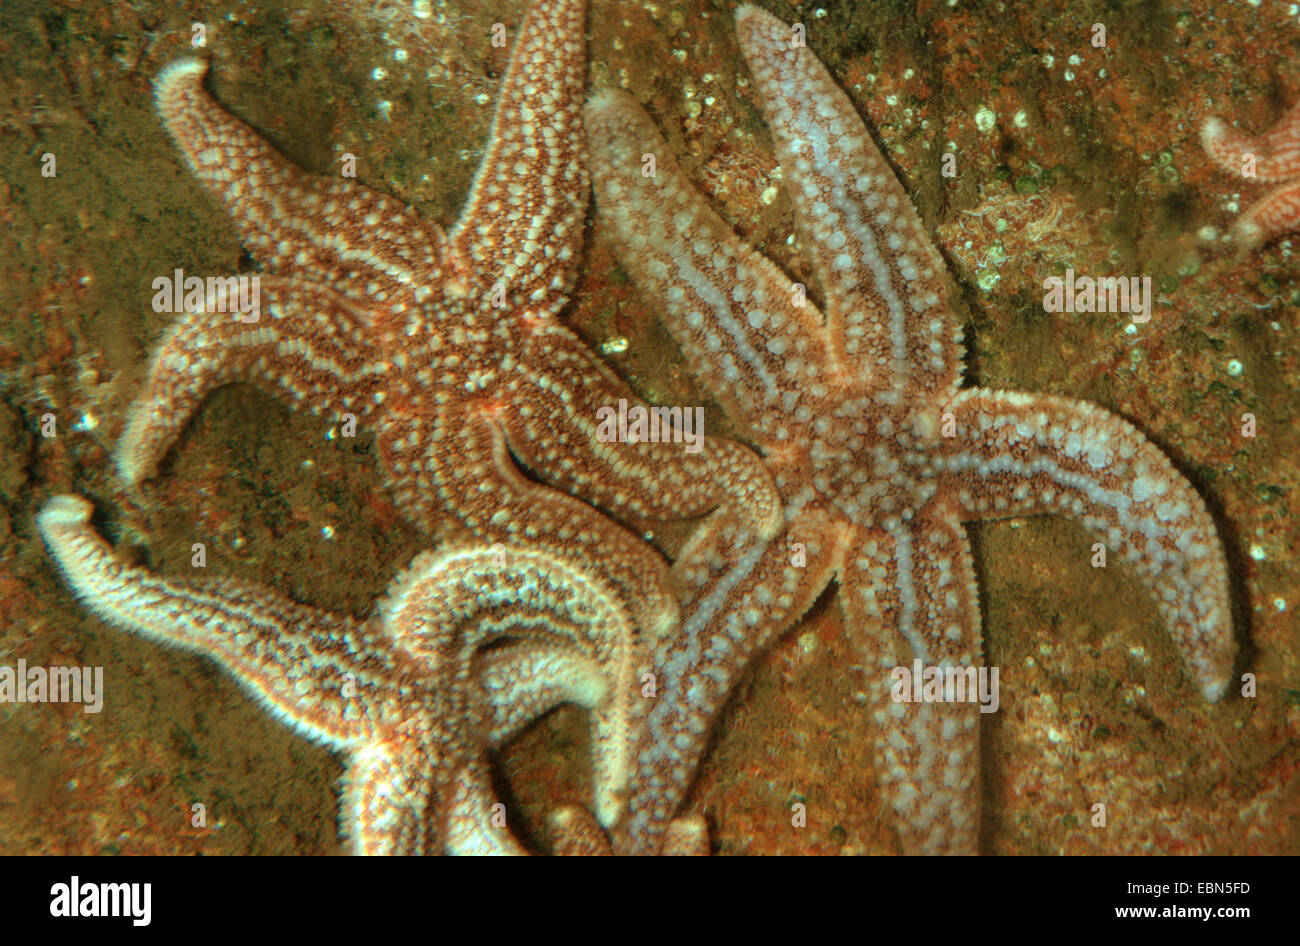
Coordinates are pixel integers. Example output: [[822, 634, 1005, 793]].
[[116, 277, 384, 486], [38, 495, 643, 854], [153, 58, 450, 312], [937, 389, 1234, 698], [587, 3, 1236, 854]]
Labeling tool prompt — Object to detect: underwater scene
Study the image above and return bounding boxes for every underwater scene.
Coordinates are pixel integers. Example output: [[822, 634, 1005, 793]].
[[0, 0, 1296, 856]]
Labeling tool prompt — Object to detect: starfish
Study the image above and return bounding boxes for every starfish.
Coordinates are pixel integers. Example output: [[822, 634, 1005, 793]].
[[1202, 98, 1300, 248], [547, 806, 709, 856], [587, 4, 1237, 854], [38, 493, 639, 854], [117, 0, 781, 670]]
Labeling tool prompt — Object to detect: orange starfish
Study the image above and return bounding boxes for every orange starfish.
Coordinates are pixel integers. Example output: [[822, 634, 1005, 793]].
[[1202, 99, 1300, 248], [118, 0, 779, 653], [52, 0, 777, 853]]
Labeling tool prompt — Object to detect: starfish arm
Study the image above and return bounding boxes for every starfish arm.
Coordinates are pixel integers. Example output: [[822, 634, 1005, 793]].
[[343, 740, 431, 855], [585, 91, 835, 444], [154, 60, 447, 305], [615, 509, 848, 854], [1201, 101, 1300, 183], [422, 404, 680, 643], [478, 644, 609, 745], [1228, 178, 1300, 250], [477, 643, 637, 827], [37, 494, 385, 749], [547, 805, 613, 855], [380, 545, 640, 830], [937, 388, 1235, 699], [734, 5, 963, 395], [547, 806, 707, 855], [661, 814, 711, 855], [839, 511, 983, 855], [447, 0, 588, 316], [116, 277, 383, 486], [444, 758, 532, 855], [502, 324, 782, 538]]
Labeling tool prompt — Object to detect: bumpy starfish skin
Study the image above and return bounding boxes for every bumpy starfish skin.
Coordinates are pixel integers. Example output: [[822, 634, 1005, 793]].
[[1202, 100, 1300, 247], [547, 805, 615, 855], [39, 494, 639, 854], [588, 4, 1235, 854], [544, 806, 708, 855], [117, 0, 780, 656]]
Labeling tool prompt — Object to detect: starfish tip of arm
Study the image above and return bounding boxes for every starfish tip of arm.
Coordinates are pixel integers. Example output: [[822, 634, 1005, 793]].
[[1201, 678, 1229, 703], [37, 493, 94, 531], [154, 58, 208, 105], [114, 421, 154, 488], [547, 804, 612, 855], [1230, 215, 1266, 250], [733, 3, 764, 27], [1200, 115, 1229, 148]]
